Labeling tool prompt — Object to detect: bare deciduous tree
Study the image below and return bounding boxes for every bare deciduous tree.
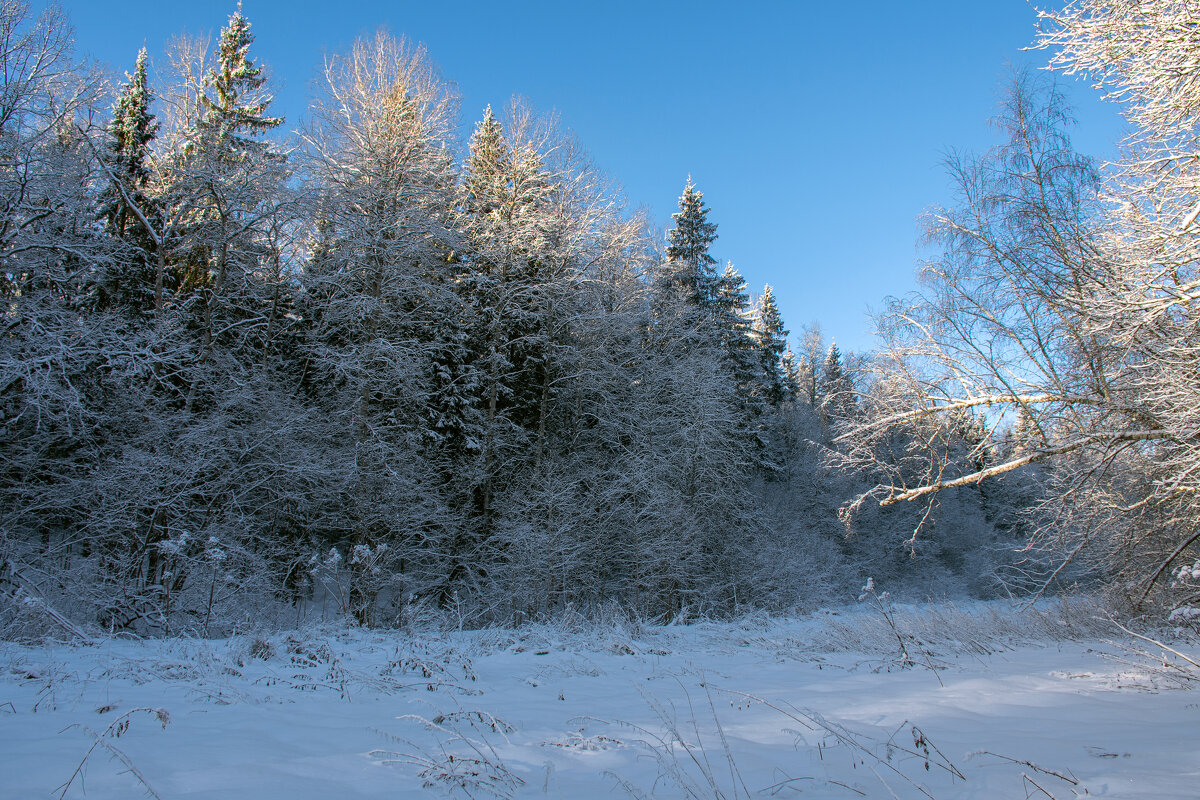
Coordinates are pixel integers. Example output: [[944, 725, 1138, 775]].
[[843, 3, 1200, 607]]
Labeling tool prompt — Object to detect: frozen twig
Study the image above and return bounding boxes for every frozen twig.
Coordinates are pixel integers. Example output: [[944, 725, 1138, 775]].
[[1021, 772, 1060, 799], [1106, 616, 1200, 672], [970, 750, 1078, 786], [56, 707, 170, 800]]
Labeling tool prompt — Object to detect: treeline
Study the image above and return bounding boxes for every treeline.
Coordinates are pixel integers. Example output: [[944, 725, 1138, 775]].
[[0, 5, 1024, 636]]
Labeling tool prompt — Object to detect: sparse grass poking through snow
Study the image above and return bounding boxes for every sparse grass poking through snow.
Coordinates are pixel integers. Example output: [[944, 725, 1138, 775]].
[[56, 707, 170, 800], [1, 597, 1194, 799], [607, 681, 752, 800], [807, 593, 1116, 660], [372, 702, 524, 800], [608, 680, 972, 800]]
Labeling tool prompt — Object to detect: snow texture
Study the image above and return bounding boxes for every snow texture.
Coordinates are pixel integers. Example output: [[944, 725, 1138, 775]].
[[2, 601, 1197, 799]]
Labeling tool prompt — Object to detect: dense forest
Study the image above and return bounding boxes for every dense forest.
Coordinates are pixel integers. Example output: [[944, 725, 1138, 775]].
[[2, 1, 1197, 638]]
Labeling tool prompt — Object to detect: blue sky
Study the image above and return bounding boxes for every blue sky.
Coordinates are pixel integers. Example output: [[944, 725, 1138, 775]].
[[52, 0, 1127, 354]]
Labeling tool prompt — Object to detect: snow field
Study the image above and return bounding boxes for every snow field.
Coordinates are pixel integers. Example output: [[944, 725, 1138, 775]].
[[1, 601, 1197, 799]]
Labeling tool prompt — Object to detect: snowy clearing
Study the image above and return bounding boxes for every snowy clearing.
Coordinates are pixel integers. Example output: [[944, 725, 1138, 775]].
[[2, 601, 1197, 799]]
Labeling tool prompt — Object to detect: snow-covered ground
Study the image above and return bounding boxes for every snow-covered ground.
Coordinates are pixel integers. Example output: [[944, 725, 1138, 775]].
[[2, 601, 1197, 799]]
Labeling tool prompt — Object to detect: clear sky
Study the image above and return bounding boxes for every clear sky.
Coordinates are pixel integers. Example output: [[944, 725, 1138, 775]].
[[49, 0, 1127, 354]]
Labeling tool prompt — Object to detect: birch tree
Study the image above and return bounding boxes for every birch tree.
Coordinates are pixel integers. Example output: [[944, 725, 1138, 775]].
[[843, 11, 1200, 605]]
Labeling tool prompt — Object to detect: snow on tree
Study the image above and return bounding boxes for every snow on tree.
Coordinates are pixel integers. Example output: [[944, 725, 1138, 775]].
[[752, 283, 791, 406], [463, 104, 509, 221], [661, 176, 721, 311], [819, 341, 856, 429], [0, 0, 1028, 632], [840, 13, 1200, 606], [780, 345, 802, 401], [157, 4, 291, 387], [193, 4, 282, 155], [714, 262, 756, 367], [98, 47, 159, 316], [300, 30, 463, 621]]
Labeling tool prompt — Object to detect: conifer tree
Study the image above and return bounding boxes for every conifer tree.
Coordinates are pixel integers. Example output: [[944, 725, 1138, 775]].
[[174, 4, 287, 365], [753, 284, 790, 406], [459, 105, 515, 527], [463, 105, 508, 222], [101, 48, 157, 238], [98, 47, 159, 313], [193, 4, 282, 161], [1007, 404, 1044, 457], [662, 176, 720, 309], [714, 262, 761, 401], [715, 263, 751, 335], [780, 345, 802, 400], [454, 102, 568, 541], [819, 341, 857, 428]]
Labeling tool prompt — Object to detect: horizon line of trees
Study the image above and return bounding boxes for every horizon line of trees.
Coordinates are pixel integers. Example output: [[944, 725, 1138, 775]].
[[1, 2, 1059, 637]]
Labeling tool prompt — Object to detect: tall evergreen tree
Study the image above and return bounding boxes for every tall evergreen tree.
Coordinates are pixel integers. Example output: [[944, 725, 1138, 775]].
[[819, 341, 857, 428], [463, 105, 508, 222], [457, 102, 566, 512], [779, 345, 802, 401], [97, 48, 160, 313], [101, 48, 157, 238], [714, 262, 761, 403], [172, 4, 288, 369], [715, 263, 752, 337], [193, 4, 282, 161], [662, 176, 720, 310], [753, 284, 790, 406]]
